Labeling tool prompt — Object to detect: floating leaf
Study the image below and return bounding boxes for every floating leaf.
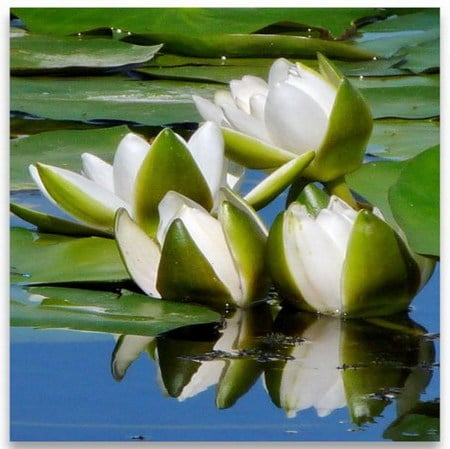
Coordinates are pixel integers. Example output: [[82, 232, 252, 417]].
[[12, 7, 382, 39], [11, 286, 220, 336], [124, 32, 378, 60], [368, 119, 440, 160], [10, 227, 129, 284], [11, 76, 217, 126], [11, 126, 130, 189], [347, 159, 406, 226], [389, 145, 439, 256], [11, 33, 162, 73]]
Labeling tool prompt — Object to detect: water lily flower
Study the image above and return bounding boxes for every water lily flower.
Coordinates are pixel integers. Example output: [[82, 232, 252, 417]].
[[193, 54, 373, 181], [264, 310, 435, 424], [266, 194, 435, 317], [18, 122, 244, 237], [115, 188, 268, 309]]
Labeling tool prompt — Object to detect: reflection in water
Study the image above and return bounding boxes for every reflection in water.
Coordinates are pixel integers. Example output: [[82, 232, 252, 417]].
[[111, 305, 436, 434]]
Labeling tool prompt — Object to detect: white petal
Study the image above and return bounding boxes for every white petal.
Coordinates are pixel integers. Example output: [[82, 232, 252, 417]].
[[284, 204, 343, 313], [113, 133, 150, 204], [81, 153, 114, 192], [225, 160, 245, 192], [288, 62, 337, 116], [222, 103, 270, 142], [157, 191, 208, 247], [177, 206, 242, 301], [187, 121, 226, 198], [265, 83, 329, 154], [249, 93, 267, 121], [267, 58, 293, 87], [115, 209, 161, 298], [192, 94, 227, 126], [315, 209, 354, 255], [229, 75, 268, 114]]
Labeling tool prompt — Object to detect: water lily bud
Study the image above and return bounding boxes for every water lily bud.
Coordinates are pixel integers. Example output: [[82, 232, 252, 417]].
[[267, 195, 434, 317], [16, 122, 243, 237], [193, 53, 372, 181], [115, 189, 269, 309], [264, 310, 435, 424]]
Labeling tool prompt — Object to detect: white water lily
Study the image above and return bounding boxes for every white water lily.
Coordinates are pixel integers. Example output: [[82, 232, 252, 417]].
[[193, 54, 372, 181], [22, 121, 244, 237], [267, 195, 435, 317], [115, 189, 268, 308]]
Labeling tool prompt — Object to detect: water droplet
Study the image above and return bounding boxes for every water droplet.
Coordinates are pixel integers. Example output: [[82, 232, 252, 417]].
[[359, 75, 364, 80], [127, 31, 132, 36], [77, 32, 82, 36], [372, 56, 378, 61], [307, 28, 312, 32], [116, 28, 122, 34], [221, 55, 227, 60]]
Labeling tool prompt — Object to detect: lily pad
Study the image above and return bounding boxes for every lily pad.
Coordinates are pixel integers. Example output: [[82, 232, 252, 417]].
[[11, 285, 220, 336], [347, 159, 406, 226], [389, 145, 439, 256], [11, 76, 217, 126], [12, 7, 382, 39], [124, 32, 378, 60], [10, 126, 130, 189], [10, 227, 129, 285], [368, 119, 440, 159], [11, 33, 162, 73]]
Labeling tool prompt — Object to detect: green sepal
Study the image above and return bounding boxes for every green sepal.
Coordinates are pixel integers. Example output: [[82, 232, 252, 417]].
[[244, 151, 315, 210], [36, 163, 117, 234], [342, 210, 420, 317], [266, 213, 315, 312], [294, 183, 330, 216], [133, 128, 213, 237], [317, 52, 342, 88], [304, 77, 373, 182], [10, 202, 110, 237], [222, 127, 294, 169], [156, 218, 232, 308], [215, 187, 267, 236], [218, 200, 268, 304]]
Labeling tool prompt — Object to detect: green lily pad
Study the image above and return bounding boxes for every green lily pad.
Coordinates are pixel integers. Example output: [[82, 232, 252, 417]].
[[11, 126, 130, 190], [124, 32, 378, 60], [11, 33, 162, 73], [347, 159, 406, 226], [368, 119, 440, 159], [389, 145, 439, 256], [11, 76, 217, 126], [11, 285, 220, 336], [12, 7, 382, 39], [10, 227, 129, 284]]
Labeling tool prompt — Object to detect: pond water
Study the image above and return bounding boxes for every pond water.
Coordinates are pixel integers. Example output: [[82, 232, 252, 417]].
[[9, 180, 440, 442]]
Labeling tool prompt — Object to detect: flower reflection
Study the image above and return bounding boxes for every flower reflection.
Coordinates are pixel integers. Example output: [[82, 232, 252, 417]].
[[264, 309, 435, 425], [111, 307, 435, 427]]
